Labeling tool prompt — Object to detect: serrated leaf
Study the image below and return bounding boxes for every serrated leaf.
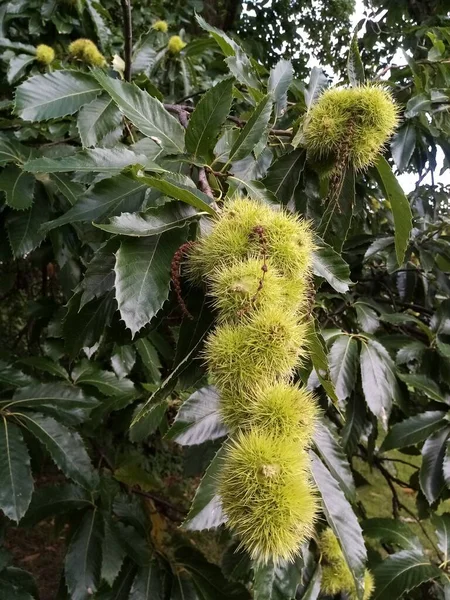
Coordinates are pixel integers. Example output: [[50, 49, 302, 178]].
[[18, 356, 69, 380], [136, 174, 215, 215], [347, 31, 365, 86], [310, 452, 366, 598], [433, 513, 450, 564], [95, 202, 200, 236], [253, 559, 302, 600], [380, 411, 447, 451], [115, 226, 188, 336], [298, 566, 321, 600], [312, 238, 352, 293], [42, 174, 148, 232], [0, 578, 35, 600], [65, 509, 102, 600], [391, 123, 416, 172], [18, 412, 97, 489], [313, 420, 355, 500], [166, 386, 228, 446], [72, 360, 135, 397], [186, 78, 233, 160], [360, 339, 400, 428], [372, 549, 441, 600], [5, 382, 99, 425], [79, 238, 117, 308], [228, 95, 272, 163], [262, 150, 306, 204], [374, 156, 412, 266], [85, 0, 111, 50], [0, 360, 34, 388], [341, 394, 366, 455], [50, 173, 84, 206], [6, 188, 49, 257], [129, 561, 164, 599], [128, 400, 168, 443], [183, 446, 227, 531], [397, 373, 446, 403], [135, 338, 161, 383], [328, 335, 359, 402], [354, 302, 379, 334], [111, 344, 136, 379], [0, 165, 35, 210], [196, 14, 239, 56], [319, 166, 355, 251], [93, 70, 185, 154], [7, 53, 35, 85], [420, 426, 450, 504], [24, 148, 156, 174], [0, 134, 32, 166], [268, 59, 293, 119], [362, 518, 422, 551], [305, 67, 328, 110], [101, 517, 126, 587], [0, 419, 33, 522], [15, 71, 101, 121], [21, 483, 91, 526], [77, 95, 123, 148]]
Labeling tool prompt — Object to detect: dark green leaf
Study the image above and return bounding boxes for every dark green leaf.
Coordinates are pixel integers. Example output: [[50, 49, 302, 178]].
[[115, 227, 188, 336], [374, 156, 412, 266], [85, 0, 111, 51], [310, 452, 366, 598], [228, 96, 272, 163], [42, 174, 148, 232], [362, 518, 422, 550], [391, 123, 416, 172], [72, 360, 136, 397], [77, 95, 123, 148], [19, 412, 97, 489], [0, 134, 32, 166], [111, 345, 136, 379], [433, 513, 450, 564], [381, 411, 447, 451], [65, 509, 102, 600], [137, 175, 215, 215], [262, 150, 306, 204], [93, 71, 185, 154], [101, 517, 126, 587], [19, 357, 69, 380], [0, 578, 34, 600], [354, 302, 379, 334], [129, 561, 164, 599], [166, 386, 228, 446], [135, 338, 161, 383], [347, 31, 365, 86], [183, 446, 227, 531], [268, 59, 293, 119], [95, 202, 199, 236], [7, 53, 35, 85], [0, 165, 35, 210], [372, 549, 441, 600], [6, 189, 49, 257], [21, 484, 91, 526], [313, 420, 355, 501], [420, 426, 450, 504], [79, 239, 117, 308], [50, 173, 84, 206], [15, 71, 101, 121], [253, 558, 302, 600], [0, 360, 34, 388], [129, 400, 167, 443], [397, 373, 446, 403], [0, 419, 33, 522], [312, 238, 352, 293], [319, 166, 355, 251], [328, 335, 359, 402], [186, 78, 233, 160], [196, 14, 239, 56], [298, 566, 321, 600]]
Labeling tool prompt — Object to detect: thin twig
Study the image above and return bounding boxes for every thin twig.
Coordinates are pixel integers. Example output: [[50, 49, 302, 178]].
[[380, 457, 420, 470], [121, 0, 132, 82], [197, 167, 214, 199]]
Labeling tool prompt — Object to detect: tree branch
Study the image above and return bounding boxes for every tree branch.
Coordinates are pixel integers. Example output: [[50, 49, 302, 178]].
[[121, 0, 132, 82]]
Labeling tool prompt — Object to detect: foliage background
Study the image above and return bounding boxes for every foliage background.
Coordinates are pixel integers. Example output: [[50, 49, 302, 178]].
[[0, 0, 450, 599]]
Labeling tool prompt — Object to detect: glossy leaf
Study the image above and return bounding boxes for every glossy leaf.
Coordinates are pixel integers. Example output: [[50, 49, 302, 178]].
[[253, 558, 302, 600], [305, 66, 328, 110], [268, 59, 293, 119], [328, 335, 359, 403], [381, 411, 447, 451], [129, 561, 164, 599], [391, 123, 416, 172], [362, 518, 422, 551], [0, 419, 33, 522], [312, 238, 352, 293], [137, 175, 215, 215], [72, 360, 136, 397], [420, 426, 450, 504], [347, 31, 365, 86], [0, 165, 35, 210], [6, 190, 49, 257], [21, 483, 91, 526], [77, 95, 123, 148], [262, 149, 306, 204], [228, 95, 272, 163]]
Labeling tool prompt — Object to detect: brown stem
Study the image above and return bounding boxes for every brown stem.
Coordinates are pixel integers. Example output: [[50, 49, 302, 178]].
[[197, 167, 214, 199], [121, 0, 132, 82]]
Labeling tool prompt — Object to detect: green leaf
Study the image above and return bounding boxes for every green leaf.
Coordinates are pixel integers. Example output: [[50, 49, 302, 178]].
[[262, 150, 306, 204], [0, 360, 34, 388], [95, 202, 200, 236], [7, 53, 35, 85], [50, 173, 84, 206], [268, 59, 293, 119], [328, 335, 359, 402], [360, 339, 400, 428], [312, 238, 352, 293], [313, 420, 355, 501], [24, 148, 156, 174], [0, 419, 33, 522], [196, 14, 239, 56], [18, 356, 69, 380], [15, 71, 101, 121], [186, 78, 233, 160], [129, 561, 163, 599], [354, 302, 379, 334], [170, 574, 199, 600], [93, 70, 185, 154], [101, 517, 126, 587], [21, 483, 91, 526], [77, 95, 123, 148], [372, 549, 441, 600], [42, 174, 148, 231], [347, 31, 365, 86], [397, 373, 446, 403], [6, 188, 49, 257], [79, 238, 117, 308], [128, 400, 168, 443], [225, 54, 261, 92], [6, 382, 99, 425], [0, 134, 31, 166], [183, 446, 227, 531], [166, 386, 228, 445], [137, 175, 215, 215], [85, 0, 111, 50], [308, 323, 339, 403], [0, 578, 35, 600], [111, 344, 136, 379], [420, 426, 450, 504], [380, 411, 447, 451], [374, 156, 412, 266], [319, 166, 355, 251], [310, 452, 366, 598], [72, 360, 136, 397], [18, 412, 97, 489], [305, 67, 328, 110], [65, 509, 102, 600], [115, 227, 188, 336], [433, 513, 450, 564], [298, 566, 321, 600], [391, 123, 416, 173], [362, 518, 422, 551], [253, 559, 302, 600], [135, 338, 161, 383], [0, 165, 35, 210], [228, 95, 272, 163]]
